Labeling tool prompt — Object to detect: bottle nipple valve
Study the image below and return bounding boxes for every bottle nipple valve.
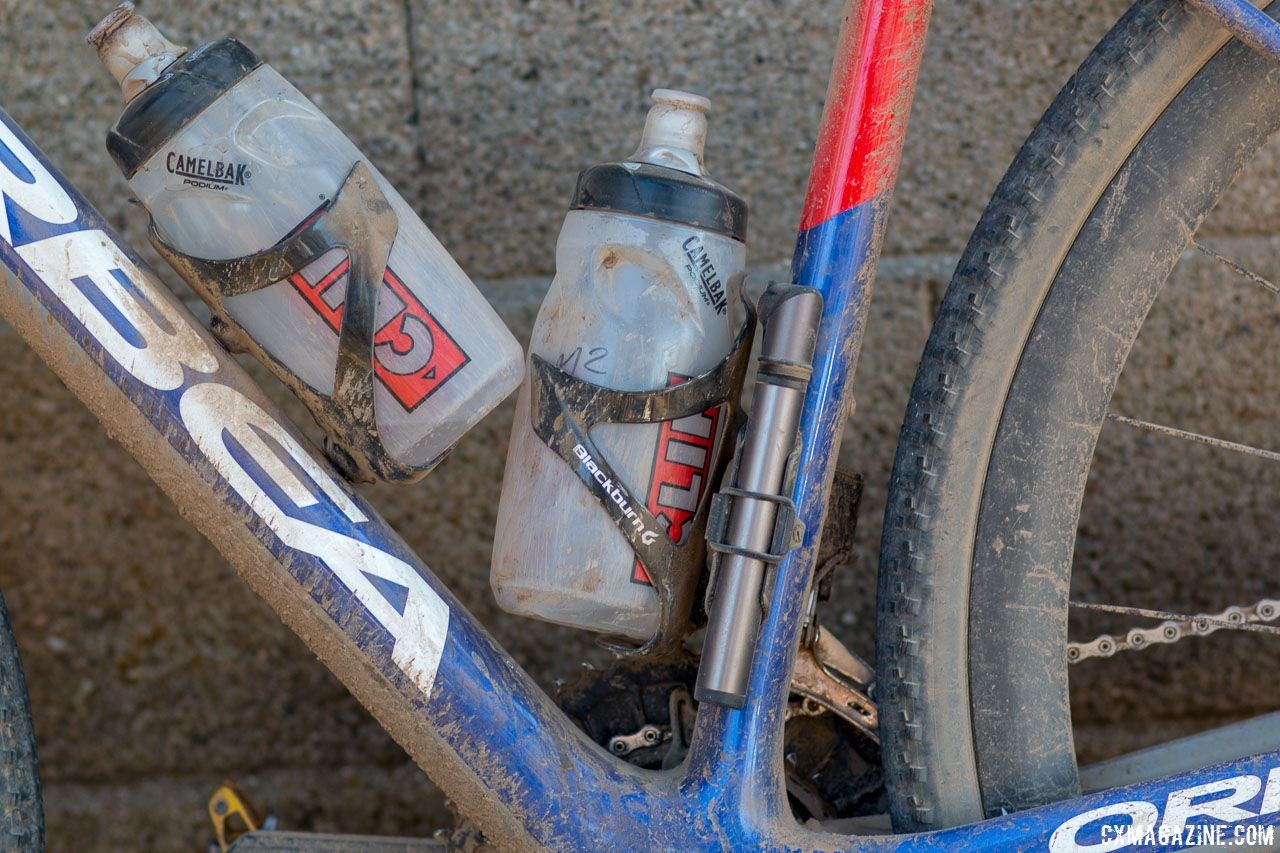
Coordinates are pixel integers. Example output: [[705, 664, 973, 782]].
[[631, 89, 711, 176], [87, 2, 188, 102]]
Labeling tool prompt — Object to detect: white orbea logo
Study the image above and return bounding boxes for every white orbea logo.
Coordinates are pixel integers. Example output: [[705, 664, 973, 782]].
[[1050, 770, 1280, 852], [0, 123, 449, 696]]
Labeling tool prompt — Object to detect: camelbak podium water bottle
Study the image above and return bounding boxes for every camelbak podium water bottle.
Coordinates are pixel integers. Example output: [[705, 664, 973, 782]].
[[491, 90, 749, 642], [88, 4, 523, 480]]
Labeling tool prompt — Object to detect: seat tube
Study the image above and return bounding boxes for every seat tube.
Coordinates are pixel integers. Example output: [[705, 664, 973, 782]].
[[684, 0, 934, 836]]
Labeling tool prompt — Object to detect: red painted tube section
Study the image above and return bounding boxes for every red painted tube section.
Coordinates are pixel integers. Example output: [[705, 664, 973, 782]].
[[799, 0, 933, 231]]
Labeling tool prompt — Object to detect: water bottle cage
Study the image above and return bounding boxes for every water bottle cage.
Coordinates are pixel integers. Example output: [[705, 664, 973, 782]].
[[148, 162, 434, 484], [527, 291, 756, 657], [703, 429, 807, 622]]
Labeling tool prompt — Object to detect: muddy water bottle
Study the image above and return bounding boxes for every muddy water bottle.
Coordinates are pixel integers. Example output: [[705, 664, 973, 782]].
[[491, 90, 750, 644], [88, 4, 523, 481]]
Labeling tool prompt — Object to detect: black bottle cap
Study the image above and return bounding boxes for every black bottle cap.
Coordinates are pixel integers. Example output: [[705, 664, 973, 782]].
[[571, 162, 748, 243], [107, 37, 262, 179]]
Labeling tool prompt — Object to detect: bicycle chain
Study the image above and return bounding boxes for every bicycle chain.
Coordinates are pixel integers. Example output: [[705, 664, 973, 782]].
[[1067, 597, 1280, 663]]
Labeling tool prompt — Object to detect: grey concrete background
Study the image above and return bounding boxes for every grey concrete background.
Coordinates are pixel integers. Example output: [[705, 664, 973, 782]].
[[3, 0, 1280, 849]]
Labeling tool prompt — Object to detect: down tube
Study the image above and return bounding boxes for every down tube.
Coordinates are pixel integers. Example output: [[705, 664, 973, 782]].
[[0, 108, 680, 849], [682, 0, 933, 834]]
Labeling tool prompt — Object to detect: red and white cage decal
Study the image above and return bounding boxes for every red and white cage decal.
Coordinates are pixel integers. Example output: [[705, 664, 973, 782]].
[[287, 248, 470, 412], [633, 375, 723, 586]]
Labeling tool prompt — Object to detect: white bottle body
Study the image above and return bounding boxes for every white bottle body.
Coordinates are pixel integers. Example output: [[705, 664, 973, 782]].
[[128, 64, 524, 468], [491, 209, 745, 640]]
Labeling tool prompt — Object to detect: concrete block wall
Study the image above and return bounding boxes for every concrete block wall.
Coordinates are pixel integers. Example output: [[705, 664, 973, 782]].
[[3, 1, 1278, 848]]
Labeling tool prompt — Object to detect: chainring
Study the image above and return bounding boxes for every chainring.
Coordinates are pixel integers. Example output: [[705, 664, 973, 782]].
[[552, 655, 884, 820]]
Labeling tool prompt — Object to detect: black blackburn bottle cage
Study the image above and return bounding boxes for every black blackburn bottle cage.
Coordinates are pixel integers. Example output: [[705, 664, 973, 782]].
[[528, 288, 756, 655], [149, 161, 433, 484]]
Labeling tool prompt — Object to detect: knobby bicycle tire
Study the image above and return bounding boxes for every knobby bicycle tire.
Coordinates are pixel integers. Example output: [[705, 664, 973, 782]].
[[0, 589, 42, 851], [876, 0, 1280, 832]]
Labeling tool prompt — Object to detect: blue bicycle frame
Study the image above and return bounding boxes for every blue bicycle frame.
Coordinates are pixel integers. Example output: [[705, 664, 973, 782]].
[[4, 0, 1280, 850]]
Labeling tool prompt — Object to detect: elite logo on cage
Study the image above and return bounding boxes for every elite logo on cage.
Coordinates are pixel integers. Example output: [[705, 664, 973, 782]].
[[286, 248, 470, 411], [633, 375, 723, 585]]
